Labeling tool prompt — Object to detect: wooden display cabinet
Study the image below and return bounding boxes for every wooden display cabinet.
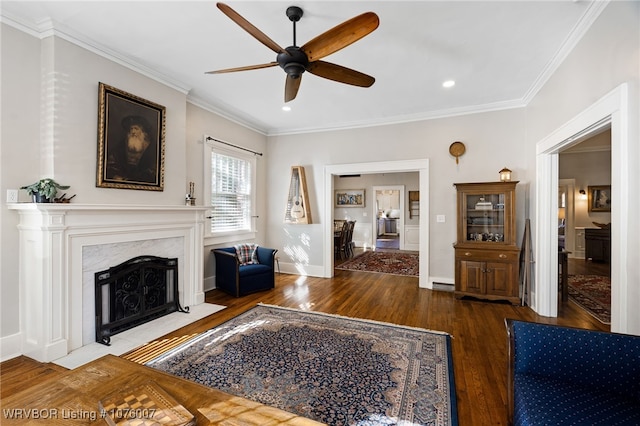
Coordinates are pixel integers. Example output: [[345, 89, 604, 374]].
[[454, 181, 520, 304]]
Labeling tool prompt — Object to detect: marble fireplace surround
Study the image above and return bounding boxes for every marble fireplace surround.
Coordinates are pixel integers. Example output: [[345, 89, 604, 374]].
[[8, 204, 207, 362]]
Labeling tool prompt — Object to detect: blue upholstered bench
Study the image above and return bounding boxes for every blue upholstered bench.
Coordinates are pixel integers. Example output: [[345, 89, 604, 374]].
[[506, 319, 640, 426]]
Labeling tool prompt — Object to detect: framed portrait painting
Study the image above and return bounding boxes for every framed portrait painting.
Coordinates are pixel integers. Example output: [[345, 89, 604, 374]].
[[96, 82, 166, 191], [588, 185, 611, 212], [335, 189, 365, 208]]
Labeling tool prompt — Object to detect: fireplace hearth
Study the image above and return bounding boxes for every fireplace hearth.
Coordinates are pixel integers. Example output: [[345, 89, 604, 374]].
[[95, 255, 188, 345]]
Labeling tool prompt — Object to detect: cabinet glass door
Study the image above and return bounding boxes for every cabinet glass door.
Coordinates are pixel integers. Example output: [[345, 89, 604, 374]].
[[464, 192, 506, 243]]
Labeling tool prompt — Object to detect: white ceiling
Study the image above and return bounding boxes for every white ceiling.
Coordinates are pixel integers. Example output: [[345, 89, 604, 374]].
[[1, 1, 604, 135]]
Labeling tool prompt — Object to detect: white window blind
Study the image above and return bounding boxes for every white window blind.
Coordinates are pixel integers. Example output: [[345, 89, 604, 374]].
[[210, 150, 252, 233]]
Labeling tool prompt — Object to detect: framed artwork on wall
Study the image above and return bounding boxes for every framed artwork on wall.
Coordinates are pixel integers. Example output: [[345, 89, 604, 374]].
[[588, 185, 611, 212], [335, 189, 365, 207], [96, 82, 166, 191]]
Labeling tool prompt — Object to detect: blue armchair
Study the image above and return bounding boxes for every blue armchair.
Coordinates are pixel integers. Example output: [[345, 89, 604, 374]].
[[213, 246, 278, 297], [506, 319, 640, 426]]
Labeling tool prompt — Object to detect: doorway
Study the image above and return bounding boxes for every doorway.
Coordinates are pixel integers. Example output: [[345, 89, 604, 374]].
[[324, 159, 430, 289], [559, 134, 612, 325], [373, 185, 405, 250], [535, 83, 628, 332]]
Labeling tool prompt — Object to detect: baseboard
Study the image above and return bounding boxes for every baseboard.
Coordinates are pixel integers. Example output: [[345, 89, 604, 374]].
[[277, 260, 325, 277], [203, 275, 216, 292], [430, 276, 454, 292], [0, 332, 23, 362]]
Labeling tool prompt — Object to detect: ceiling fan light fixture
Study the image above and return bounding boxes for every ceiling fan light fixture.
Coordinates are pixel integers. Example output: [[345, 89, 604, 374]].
[[282, 105, 292, 111], [442, 80, 456, 88], [212, 3, 378, 102], [283, 62, 306, 79]]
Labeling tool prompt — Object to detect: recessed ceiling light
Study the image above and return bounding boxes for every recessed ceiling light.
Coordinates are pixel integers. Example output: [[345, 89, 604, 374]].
[[442, 80, 455, 88], [282, 105, 291, 112]]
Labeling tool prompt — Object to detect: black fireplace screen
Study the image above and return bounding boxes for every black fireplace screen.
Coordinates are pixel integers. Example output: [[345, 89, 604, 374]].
[[95, 255, 188, 345]]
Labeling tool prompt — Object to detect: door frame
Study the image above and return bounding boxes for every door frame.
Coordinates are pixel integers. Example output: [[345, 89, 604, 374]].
[[372, 185, 405, 250], [535, 83, 628, 332], [324, 159, 430, 288]]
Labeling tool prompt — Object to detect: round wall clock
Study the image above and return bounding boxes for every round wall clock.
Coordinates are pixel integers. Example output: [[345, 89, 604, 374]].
[[449, 141, 466, 164]]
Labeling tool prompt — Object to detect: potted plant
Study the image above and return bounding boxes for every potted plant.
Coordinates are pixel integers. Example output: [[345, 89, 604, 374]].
[[21, 178, 70, 203]]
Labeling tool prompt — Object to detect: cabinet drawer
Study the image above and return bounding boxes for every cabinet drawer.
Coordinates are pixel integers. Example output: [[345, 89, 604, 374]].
[[455, 248, 518, 262]]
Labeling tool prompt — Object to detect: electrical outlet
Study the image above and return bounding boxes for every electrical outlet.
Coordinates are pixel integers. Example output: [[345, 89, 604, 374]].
[[6, 189, 18, 203]]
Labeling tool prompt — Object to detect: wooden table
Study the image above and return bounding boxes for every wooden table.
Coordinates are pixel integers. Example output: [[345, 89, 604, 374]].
[[0, 355, 324, 425]]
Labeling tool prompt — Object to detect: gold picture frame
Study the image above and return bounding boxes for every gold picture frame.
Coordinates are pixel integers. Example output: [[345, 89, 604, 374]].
[[96, 82, 166, 191]]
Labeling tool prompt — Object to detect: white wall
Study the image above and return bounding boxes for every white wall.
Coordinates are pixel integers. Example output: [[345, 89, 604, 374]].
[[185, 102, 268, 289], [1, 25, 41, 338], [525, 1, 639, 332], [264, 110, 528, 282], [0, 25, 267, 343], [2, 1, 639, 347]]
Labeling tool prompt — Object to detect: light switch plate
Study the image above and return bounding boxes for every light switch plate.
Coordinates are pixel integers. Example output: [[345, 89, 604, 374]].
[[436, 214, 446, 223]]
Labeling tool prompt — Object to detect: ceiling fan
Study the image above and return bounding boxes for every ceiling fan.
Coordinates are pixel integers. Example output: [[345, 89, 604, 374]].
[[207, 2, 379, 102]]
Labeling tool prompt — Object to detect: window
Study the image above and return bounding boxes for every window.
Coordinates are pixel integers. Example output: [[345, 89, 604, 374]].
[[204, 138, 256, 240]]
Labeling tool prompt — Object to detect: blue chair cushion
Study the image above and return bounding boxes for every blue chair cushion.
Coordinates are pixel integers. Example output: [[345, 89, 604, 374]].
[[514, 373, 640, 426], [238, 263, 272, 277], [512, 321, 640, 399]]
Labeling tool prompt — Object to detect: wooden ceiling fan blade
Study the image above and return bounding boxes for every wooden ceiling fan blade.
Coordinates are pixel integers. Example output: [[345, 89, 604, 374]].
[[206, 62, 278, 74], [302, 12, 379, 62], [285, 75, 302, 103], [217, 3, 286, 54], [307, 61, 375, 87]]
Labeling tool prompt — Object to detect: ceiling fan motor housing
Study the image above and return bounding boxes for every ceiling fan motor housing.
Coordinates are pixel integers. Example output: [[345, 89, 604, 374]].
[[277, 47, 309, 79]]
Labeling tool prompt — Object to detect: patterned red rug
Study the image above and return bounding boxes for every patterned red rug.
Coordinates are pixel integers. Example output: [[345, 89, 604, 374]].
[[568, 274, 611, 324], [336, 250, 419, 276]]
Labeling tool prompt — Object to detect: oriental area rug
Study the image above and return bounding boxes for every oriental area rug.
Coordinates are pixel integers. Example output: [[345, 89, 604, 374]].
[[336, 250, 419, 276], [146, 304, 457, 426], [568, 274, 611, 324]]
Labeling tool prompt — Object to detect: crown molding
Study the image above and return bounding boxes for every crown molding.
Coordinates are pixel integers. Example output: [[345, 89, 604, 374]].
[[0, 12, 190, 95], [265, 98, 527, 136], [187, 95, 268, 136], [522, 0, 610, 104]]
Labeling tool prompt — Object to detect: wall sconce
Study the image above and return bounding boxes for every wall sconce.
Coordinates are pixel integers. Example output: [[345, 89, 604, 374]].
[[579, 189, 587, 200], [499, 167, 512, 182]]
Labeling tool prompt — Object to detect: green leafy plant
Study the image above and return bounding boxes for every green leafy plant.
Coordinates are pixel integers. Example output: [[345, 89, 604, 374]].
[[21, 178, 70, 200]]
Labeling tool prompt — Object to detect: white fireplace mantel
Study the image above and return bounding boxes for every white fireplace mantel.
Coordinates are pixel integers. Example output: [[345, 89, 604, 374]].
[[7, 203, 207, 362]]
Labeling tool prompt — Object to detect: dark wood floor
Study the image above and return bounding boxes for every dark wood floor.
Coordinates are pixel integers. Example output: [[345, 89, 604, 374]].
[[1, 258, 609, 425], [568, 256, 610, 277]]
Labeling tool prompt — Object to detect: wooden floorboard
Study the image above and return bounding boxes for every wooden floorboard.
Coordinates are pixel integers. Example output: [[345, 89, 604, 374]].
[[1, 261, 609, 425]]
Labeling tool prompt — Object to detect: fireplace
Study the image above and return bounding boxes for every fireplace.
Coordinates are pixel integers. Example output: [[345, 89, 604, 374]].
[[95, 256, 188, 345], [7, 203, 207, 362]]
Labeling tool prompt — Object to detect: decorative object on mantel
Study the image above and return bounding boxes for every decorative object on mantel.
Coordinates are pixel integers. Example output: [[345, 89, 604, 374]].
[[185, 181, 196, 205], [285, 166, 312, 224], [54, 194, 76, 203], [499, 167, 512, 182], [21, 178, 70, 203], [449, 141, 466, 164]]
